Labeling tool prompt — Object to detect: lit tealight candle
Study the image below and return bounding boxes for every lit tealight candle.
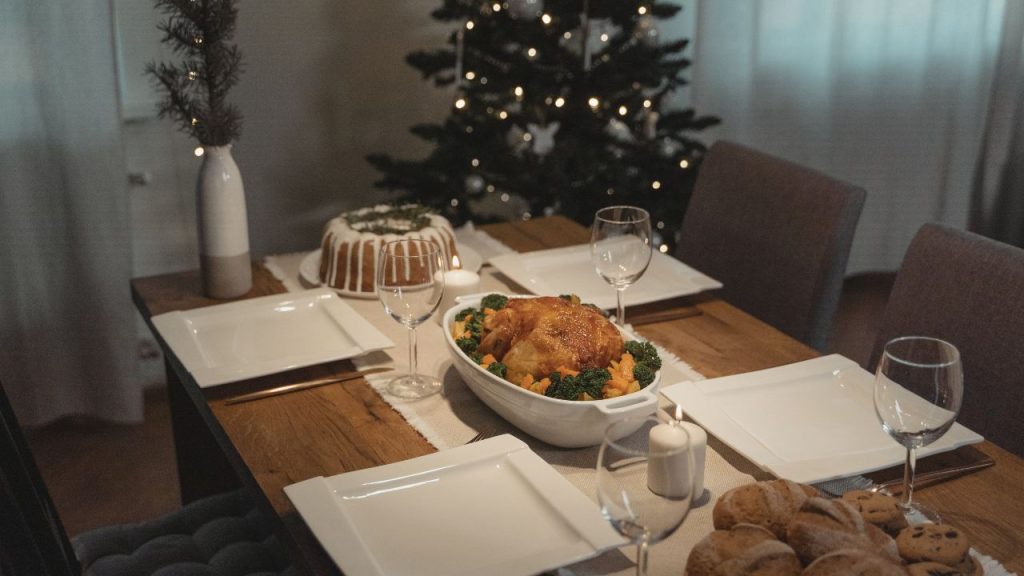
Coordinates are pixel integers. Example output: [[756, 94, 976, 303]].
[[439, 269, 481, 320]]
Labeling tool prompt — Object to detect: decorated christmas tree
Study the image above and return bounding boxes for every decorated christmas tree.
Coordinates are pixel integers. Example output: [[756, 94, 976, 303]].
[[368, 0, 718, 251]]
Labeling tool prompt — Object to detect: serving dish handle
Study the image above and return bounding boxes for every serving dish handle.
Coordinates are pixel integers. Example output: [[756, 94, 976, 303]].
[[594, 390, 658, 417]]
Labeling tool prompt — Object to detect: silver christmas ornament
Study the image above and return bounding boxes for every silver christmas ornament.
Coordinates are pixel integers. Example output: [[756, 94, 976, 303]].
[[659, 137, 680, 157], [508, 0, 543, 20], [464, 174, 485, 194], [605, 118, 634, 142], [562, 18, 619, 62], [634, 15, 659, 46], [506, 124, 529, 155], [527, 122, 560, 156]]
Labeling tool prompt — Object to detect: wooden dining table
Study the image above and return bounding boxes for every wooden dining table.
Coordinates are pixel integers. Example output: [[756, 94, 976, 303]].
[[132, 216, 1024, 576]]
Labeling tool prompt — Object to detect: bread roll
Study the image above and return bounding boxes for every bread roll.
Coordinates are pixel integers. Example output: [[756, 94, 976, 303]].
[[713, 540, 802, 576], [687, 523, 780, 576], [802, 548, 908, 576], [906, 561, 964, 576], [712, 479, 819, 539], [786, 497, 900, 565]]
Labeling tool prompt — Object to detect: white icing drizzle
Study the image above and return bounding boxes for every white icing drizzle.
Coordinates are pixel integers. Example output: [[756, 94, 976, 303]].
[[319, 206, 457, 292]]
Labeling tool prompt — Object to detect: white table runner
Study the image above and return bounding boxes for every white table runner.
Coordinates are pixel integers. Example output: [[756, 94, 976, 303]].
[[262, 233, 1013, 576], [263, 234, 757, 576]]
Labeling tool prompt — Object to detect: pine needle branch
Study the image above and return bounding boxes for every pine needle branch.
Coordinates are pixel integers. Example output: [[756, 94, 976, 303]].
[[146, 0, 244, 146]]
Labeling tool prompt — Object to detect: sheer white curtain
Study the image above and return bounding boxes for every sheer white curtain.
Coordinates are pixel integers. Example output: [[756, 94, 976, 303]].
[[0, 1, 141, 425], [677, 0, 1014, 273], [972, 0, 1024, 247]]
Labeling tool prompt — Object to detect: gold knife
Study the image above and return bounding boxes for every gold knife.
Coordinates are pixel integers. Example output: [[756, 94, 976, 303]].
[[225, 367, 393, 405], [877, 457, 995, 494]]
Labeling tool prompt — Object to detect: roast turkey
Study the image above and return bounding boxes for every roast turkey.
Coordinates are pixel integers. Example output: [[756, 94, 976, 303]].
[[477, 297, 624, 382]]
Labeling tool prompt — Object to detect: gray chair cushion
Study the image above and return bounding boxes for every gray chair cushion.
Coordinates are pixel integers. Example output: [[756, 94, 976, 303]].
[[72, 490, 297, 576], [676, 140, 865, 350], [869, 223, 1024, 457]]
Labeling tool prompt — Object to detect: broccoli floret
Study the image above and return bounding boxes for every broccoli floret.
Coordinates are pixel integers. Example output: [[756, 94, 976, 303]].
[[543, 368, 610, 401], [577, 368, 611, 398], [543, 372, 574, 400], [456, 337, 478, 355], [633, 364, 656, 388], [471, 352, 484, 364], [559, 294, 584, 305], [624, 340, 662, 371], [455, 308, 477, 322], [486, 362, 507, 378], [462, 314, 483, 338], [480, 293, 509, 311]]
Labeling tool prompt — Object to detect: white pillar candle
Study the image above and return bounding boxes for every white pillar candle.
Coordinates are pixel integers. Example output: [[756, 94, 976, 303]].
[[647, 421, 692, 499], [679, 421, 707, 498], [438, 269, 481, 322]]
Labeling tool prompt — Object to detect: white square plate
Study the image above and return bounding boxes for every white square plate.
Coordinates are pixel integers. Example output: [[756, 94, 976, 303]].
[[152, 287, 394, 387], [284, 434, 625, 576], [660, 355, 984, 483], [489, 244, 721, 310]]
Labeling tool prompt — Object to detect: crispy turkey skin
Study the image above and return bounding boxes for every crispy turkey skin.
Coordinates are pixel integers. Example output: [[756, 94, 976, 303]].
[[476, 297, 624, 382]]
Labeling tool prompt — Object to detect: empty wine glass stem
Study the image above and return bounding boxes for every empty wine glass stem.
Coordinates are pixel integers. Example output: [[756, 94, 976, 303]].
[[407, 326, 418, 377], [902, 446, 917, 508], [636, 532, 651, 576], [616, 287, 627, 327]]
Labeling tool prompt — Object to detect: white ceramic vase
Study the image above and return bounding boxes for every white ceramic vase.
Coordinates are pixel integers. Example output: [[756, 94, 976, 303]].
[[196, 144, 252, 299]]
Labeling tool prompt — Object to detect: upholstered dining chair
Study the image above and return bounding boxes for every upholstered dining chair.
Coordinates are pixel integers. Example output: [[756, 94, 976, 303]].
[[868, 223, 1024, 458], [0, 379, 296, 576], [675, 140, 866, 351]]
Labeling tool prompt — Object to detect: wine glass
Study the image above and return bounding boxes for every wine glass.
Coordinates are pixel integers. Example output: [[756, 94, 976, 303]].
[[377, 239, 447, 399], [873, 336, 963, 523], [591, 206, 653, 326], [596, 415, 695, 576]]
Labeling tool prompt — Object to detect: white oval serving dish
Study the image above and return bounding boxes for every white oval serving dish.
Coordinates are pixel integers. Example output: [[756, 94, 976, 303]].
[[442, 293, 661, 448]]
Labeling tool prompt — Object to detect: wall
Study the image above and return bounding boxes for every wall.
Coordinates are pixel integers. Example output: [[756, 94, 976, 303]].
[[115, 0, 455, 266]]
